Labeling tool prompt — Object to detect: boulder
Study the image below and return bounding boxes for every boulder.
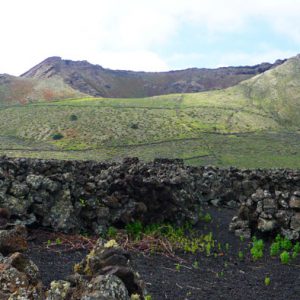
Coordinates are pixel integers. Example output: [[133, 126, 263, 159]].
[[257, 217, 276, 232], [0, 225, 27, 255], [74, 238, 144, 298], [289, 195, 300, 209], [290, 213, 300, 231], [0, 252, 43, 299]]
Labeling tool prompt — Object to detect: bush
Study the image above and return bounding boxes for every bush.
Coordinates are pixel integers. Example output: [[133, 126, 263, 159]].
[[70, 114, 78, 121], [52, 133, 64, 140], [280, 237, 293, 251], [130, 123, 139, 129], [270, 241, 281, 256], [280, 251, 290, 264], [107, 226, 117, 238], [125, 221, 143, 240], [250, 237, 264, 261]]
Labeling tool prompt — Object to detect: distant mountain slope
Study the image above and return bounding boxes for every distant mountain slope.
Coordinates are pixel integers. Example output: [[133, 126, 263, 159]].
[[0, 73, 88, 105], [1, 54, 299, 168], [237, 54, 300, 127], [21, 56, 285, 98]]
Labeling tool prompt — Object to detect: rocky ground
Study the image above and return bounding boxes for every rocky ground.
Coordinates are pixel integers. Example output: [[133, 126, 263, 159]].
[[26, 206, 300, 300]]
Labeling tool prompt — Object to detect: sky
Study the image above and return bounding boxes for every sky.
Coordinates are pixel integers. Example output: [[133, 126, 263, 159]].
[[1, 0, 300, 75]]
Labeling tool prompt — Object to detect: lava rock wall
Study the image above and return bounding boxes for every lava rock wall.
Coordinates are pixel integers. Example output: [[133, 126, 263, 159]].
[[0, 156, 300, 239]]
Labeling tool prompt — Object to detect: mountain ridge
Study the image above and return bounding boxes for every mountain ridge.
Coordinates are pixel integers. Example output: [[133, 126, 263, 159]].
[[20, 56, 286, 98]]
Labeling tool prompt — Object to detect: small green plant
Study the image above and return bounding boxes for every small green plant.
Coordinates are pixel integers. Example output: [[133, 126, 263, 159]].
[[55, 238, 62, 245], [52, 133, 64, 140], [205, 242, 211, 256], [218, 242, 222, 251], [270, 241, 281, 256], [264, 276, 271, 286], [107, 226, 118, 238], [292, 242, 300, 259], [175, 263, 181, 271], [280, 251, 290, 264], [47, 239, 51, 246], [250, 237, 264, 261], [293, 242, 300, 254], [225, 243, 230, 252], [238, 250, 244, 260], [145, 295, 152, 300], [239, 235, 245, 242], [200, 212, 212, 223], [292, 251, 298, 260], [217, 271, 224, 278], [280, 237, 293, 251], [125, 221, 143, 240], [79, 198, 86, 207], [192, 261, 199, 269]]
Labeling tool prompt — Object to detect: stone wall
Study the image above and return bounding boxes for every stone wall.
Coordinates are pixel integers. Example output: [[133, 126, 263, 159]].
[[0, 156, 300, 239]]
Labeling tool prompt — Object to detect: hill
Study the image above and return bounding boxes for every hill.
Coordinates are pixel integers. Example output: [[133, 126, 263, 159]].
[[238, 54, 300, 128], [0, 73, 87, 105], [21, 56, 285, 98], [1, 55, 300, 168]]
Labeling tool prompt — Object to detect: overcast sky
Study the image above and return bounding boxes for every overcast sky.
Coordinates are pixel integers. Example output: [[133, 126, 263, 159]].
[[1, 0, 300, 75]]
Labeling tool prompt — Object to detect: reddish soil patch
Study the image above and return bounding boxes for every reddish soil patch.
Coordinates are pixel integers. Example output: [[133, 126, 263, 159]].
[[26, 207, 300, 300]]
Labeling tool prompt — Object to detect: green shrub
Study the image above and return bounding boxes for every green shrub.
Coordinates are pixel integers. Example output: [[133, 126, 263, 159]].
[[69, 114, 78, 121], [264, 276, 271, 286], [250, 237, 264, 261], [52, 133, 64, 140], [293, 242, 300, 254], [107, 226, 117, 238], [238, 250, 244, 260], [280, 237, 293, 251], [270, 241, 281, 256], [130, 123, 139, 129], [125, 221, 143, 240], [280, 251, 290, 264], [199, 211, 212, 223]]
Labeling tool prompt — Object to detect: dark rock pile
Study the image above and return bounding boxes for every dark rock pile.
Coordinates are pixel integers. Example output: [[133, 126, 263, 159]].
[[0, 156, 300, 239], [0, 214, 145, 299], [0, 157, 201, 234], [229, 189, 300, 240]]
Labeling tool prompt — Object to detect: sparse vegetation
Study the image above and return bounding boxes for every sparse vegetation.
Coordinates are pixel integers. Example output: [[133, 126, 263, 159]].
[[1, 66, 300, 168], [269, 235, 300, 263]]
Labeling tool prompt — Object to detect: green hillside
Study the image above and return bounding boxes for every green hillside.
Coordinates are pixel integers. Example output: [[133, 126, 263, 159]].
[[0, 55, 300, 168], [238, 54, 300, 127]]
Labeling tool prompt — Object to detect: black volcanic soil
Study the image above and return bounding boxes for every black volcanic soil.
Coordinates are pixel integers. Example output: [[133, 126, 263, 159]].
[[26, 207, 300, 300]]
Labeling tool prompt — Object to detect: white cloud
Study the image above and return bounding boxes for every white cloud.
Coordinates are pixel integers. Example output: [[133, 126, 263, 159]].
[[1, 0, 300, 74], [88, 51, 170, 72], [215, 49, 298, 68]]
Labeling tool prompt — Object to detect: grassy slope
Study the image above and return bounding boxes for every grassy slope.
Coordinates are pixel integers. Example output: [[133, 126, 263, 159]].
[[0, 56, 300, 168], [238, 55, 300, 127]]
